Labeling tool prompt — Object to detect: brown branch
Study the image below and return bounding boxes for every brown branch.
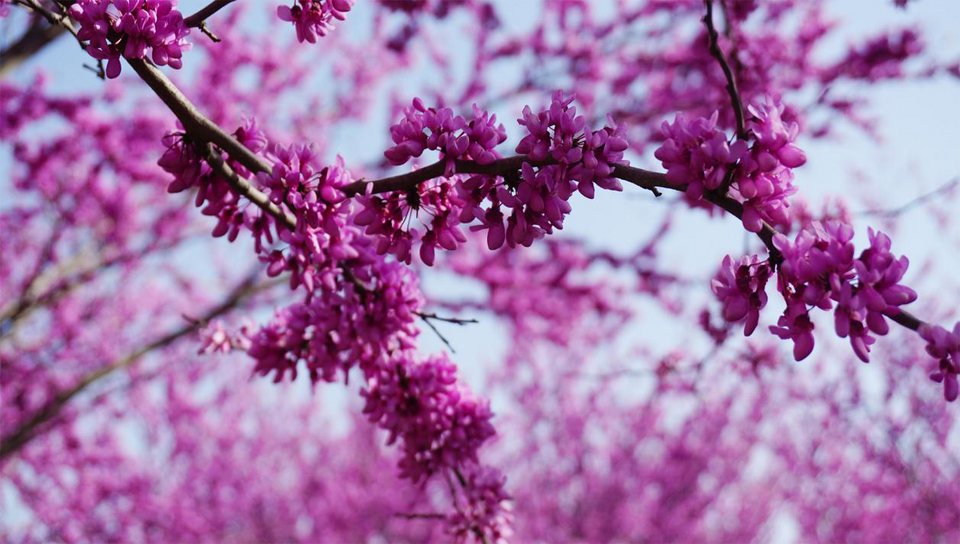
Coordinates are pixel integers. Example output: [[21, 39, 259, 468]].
[[0, 17, 66, 77], [702, 0, 746, 139], [119, 28, 930, 345], [126, 58, 273, 175], [198, 142, 298, 230], [125, 58, 296, 231], [183, 0, 238, 27], [0, 271, 270, 462]]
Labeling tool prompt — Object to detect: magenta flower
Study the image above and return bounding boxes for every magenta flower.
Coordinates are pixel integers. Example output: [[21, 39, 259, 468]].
[[69, 0, 191, 78], [278, 0, 353, 44], [711, 254, 771, 336], [919, 321, 960, 401]]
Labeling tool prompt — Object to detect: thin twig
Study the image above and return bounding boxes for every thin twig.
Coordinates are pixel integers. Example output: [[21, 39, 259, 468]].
[[414, 312, 478, 353], [858, 177, 959, 218], [418, 314, 456, 353], [414, 312, 478, 326], [702, 0, 746, 139], [393, 512, 447, 520], [196, 21, 221, 43]]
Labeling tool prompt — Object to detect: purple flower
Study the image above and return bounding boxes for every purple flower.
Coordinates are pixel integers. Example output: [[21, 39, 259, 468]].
[[69, 0, 191, 78], [711, 254, 771, 336], [919, 321, 960, 402], [278, 0, 352, 44]]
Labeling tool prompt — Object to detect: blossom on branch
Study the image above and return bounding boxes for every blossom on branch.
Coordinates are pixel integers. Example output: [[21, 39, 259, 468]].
[[69, 0, 191, 78]]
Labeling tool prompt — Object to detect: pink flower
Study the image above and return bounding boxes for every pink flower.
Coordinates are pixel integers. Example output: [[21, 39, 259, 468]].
[[711, 255, 771, 336], [278, 0, 353, 44]]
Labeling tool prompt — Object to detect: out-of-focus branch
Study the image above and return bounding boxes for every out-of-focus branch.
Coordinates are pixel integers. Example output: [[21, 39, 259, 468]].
[[858, 177, 959, 218], [11, 0, 80, 45], [0, 270, 274, 462], [0, 17, 66, 77]]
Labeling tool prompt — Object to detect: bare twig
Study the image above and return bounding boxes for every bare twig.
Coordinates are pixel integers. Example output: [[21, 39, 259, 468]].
[[858, 177, 959, 218], [414, 312, 478, 353], [418, 314, 456, 353], [414, 312, 478, 326], [702, 0, 746, 139], [196, 21, 221, 43]]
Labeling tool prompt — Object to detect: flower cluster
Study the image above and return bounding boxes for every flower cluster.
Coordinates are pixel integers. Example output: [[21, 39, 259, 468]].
[[361, 352, 496, 483], [767, 222, 916, 362], [385, 99, 508, 176], [248, 259, 422, 383], [278, 0, 354, 44], [447, 465, 514, 544], [735, 97, 806, 232], [654, 96, 804, 232], [919, 321, 959, 402], [454, 91, 629, 250], [256, 146, 360, 292], [159, 120, 266, 243], [515, 91, 628, 198], [69, 0, 191, 79], [376, 92, 627, 254], [711, 254, 771, 336], [355, 179, 467, 265], [654, 111, 745, 202], [196, 319, 251, 355]]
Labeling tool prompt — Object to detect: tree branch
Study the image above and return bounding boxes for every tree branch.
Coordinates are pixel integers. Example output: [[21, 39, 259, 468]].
[[858, 177, 959, 218], [0, 270, 272, 462], [0, 17, 66, 77], [183, 0, 237, 27], [703, 0, 746, 139], [198, 142, 298, 230], [120, 38, 929, 342]]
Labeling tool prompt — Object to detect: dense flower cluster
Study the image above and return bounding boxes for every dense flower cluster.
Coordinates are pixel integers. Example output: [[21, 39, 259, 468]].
[[655, 110, 746, 211], [456, 92, 629, 250], [770, 223, 916, 362], [355, 179, 467, 265], [920, 321, 960, 401], [160, 120, 266, 244], [735, 98, 806, 232], [69, 0, 191, 79], [362, 352, 496, 482], [385, 99, 508, 176], [248, 260, 422, 383], [159, 117, 509, 536], [655, 96, 804, 231], [257, 146, 360, 291], [447, 465, 514, 543], [278, 0, 354, 43]]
